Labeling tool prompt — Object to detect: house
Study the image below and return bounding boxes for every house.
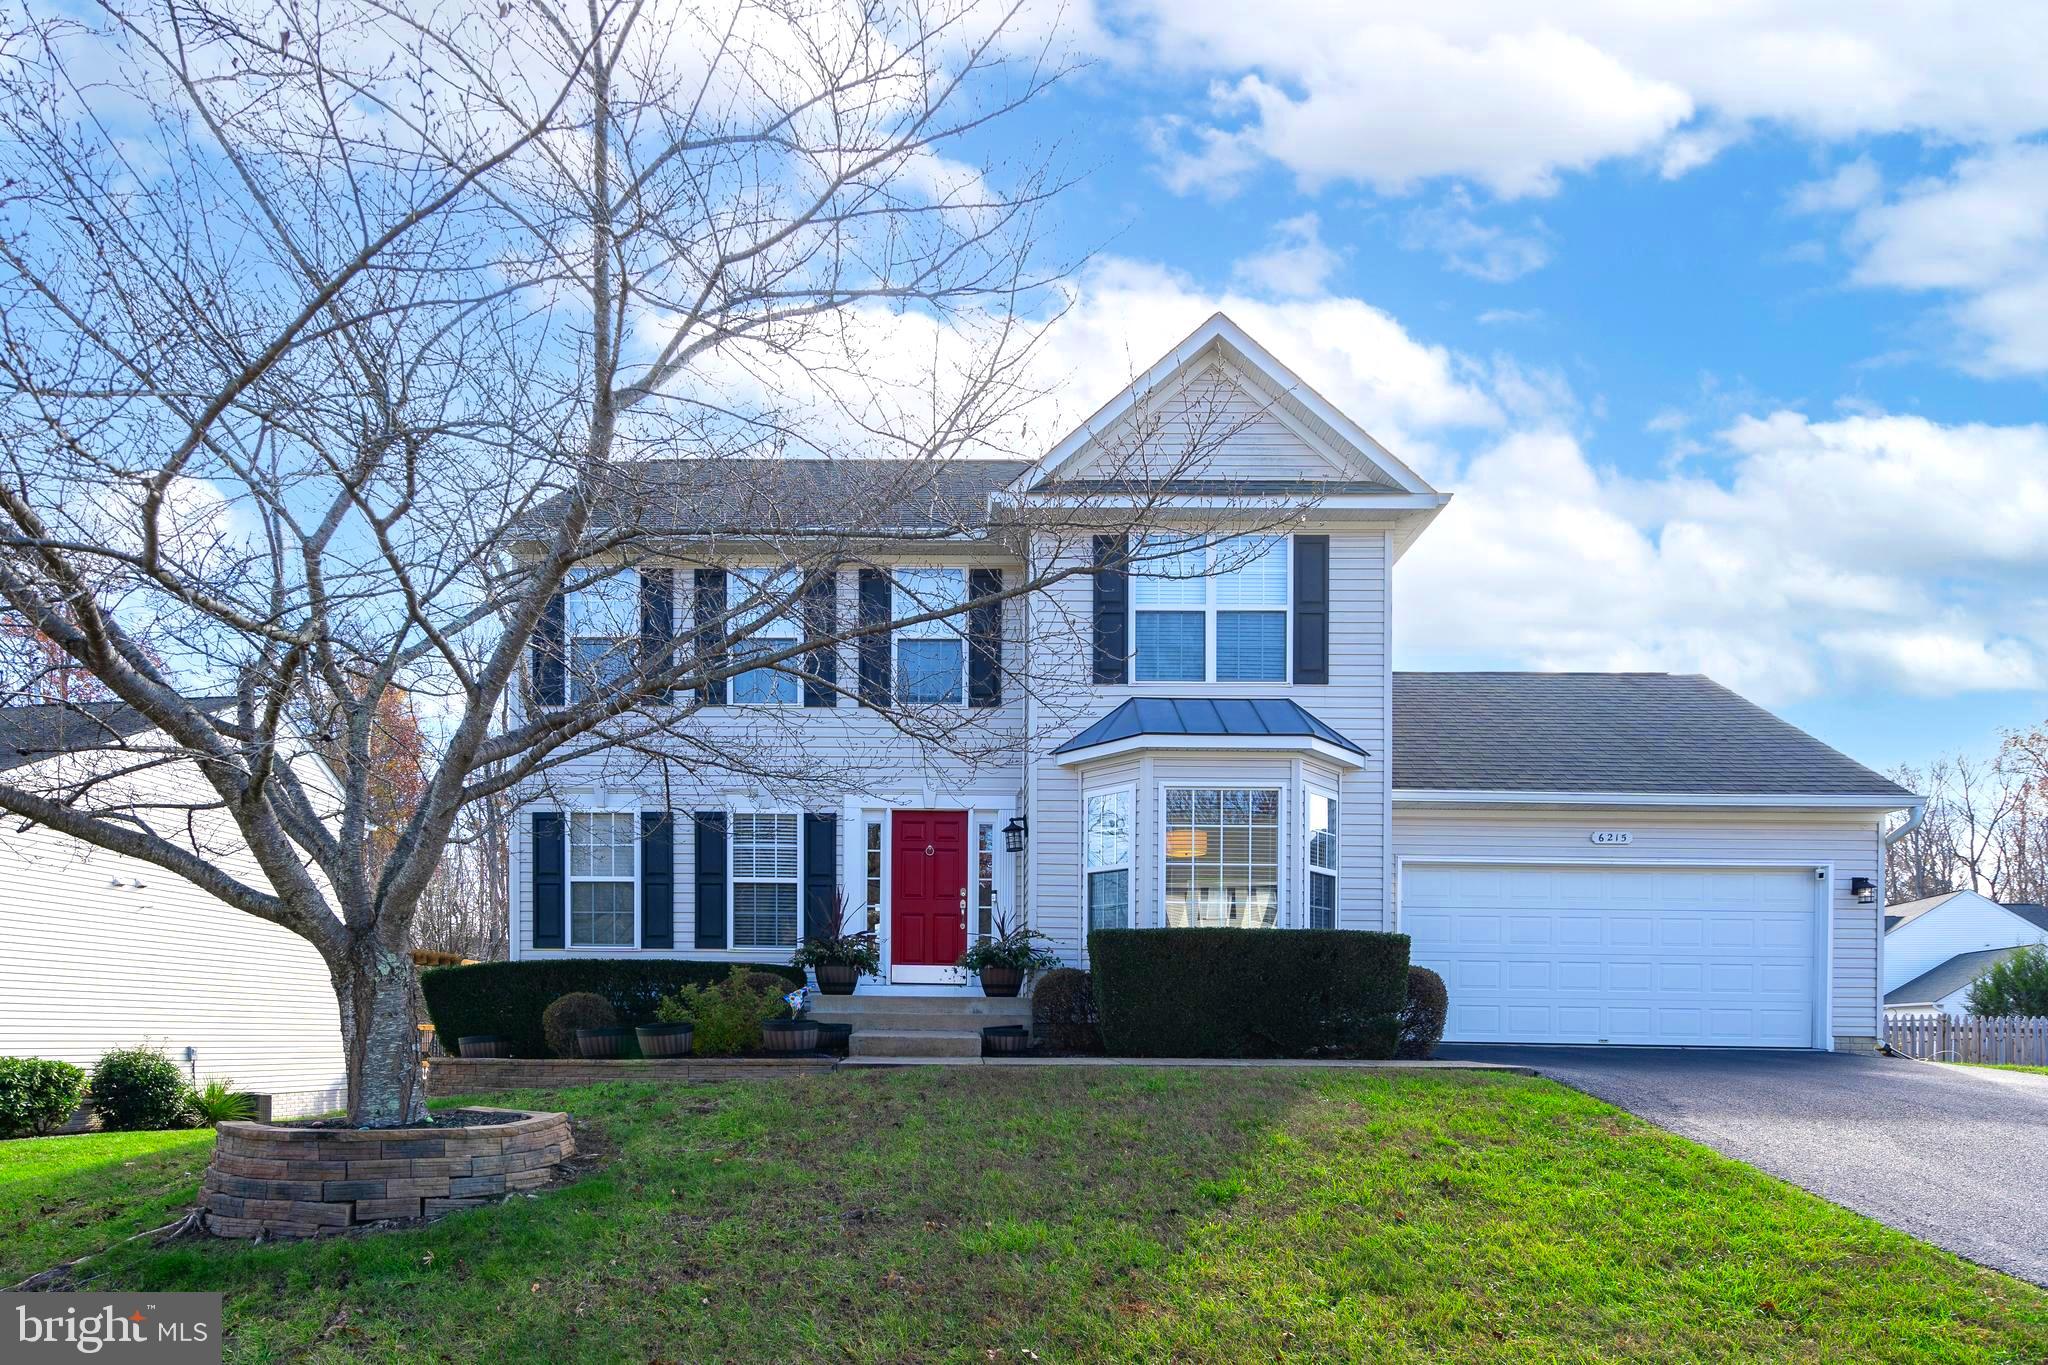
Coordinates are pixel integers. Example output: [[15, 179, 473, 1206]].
[[507, 313, 1922, 1052], [1883, 889, 2048, 1015], [0, 700, 349, 1117]]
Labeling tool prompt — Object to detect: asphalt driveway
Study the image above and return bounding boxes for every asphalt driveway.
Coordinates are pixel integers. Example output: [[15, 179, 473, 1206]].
[[1438, 1044, 2048, 1286]]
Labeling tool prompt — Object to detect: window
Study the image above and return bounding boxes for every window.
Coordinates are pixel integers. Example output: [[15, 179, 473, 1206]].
[[893, 567, 966, 703], [729, 568, 801, 705], [731, 813, 800, 948], [864, 819, 884, 934], [1085, 788, 1133, 932], [1131, 536, 1288, 683], [568, 571, 639, 703], [977, 821, 997, 939], [1164, 787, 1280, 928], [1307, 793, 1337, 930], [568, 811, 636, 946]]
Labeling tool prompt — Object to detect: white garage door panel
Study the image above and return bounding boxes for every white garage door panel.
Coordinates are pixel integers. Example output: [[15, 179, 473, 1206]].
[[1405, 864, 1818, 1048]]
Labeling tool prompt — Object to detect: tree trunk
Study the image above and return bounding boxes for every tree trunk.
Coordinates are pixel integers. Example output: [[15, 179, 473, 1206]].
[[333, 937, 429, 1127]]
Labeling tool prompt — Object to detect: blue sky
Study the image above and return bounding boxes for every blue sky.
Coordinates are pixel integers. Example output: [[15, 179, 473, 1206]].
[[968, 4, 2048, 773]]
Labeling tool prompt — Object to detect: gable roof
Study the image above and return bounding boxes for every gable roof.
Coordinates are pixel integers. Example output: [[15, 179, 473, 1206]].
[[1884, 890, 1971, 933], [1392, 672, 1915, 801], [0, 698, 238, 774], [1886, 946, 2032, 1007], [2004, 903, 2048, 934]]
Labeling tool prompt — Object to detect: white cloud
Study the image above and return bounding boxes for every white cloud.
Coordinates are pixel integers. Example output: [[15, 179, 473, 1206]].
[[1399, 193, 1553, 281], [1477, 307, 1542, 326], [1789, 156, 1883, 214], [1230, 213, 1342, 297]]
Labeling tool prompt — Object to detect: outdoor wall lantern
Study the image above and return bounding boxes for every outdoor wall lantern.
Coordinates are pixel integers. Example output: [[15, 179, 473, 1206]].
[[1850, 876, 1876, 904], [1002, 816, 1029, 853]]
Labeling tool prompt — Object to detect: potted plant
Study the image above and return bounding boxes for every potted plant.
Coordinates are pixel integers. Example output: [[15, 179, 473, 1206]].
[[635, 1022, 694, 1057], [457, 1034, 512, 1058], [576, 1026, 634, 1059], [957, 911, 1063, 998], [761, 986, 820, 1054], [790, 891, 880, 995]]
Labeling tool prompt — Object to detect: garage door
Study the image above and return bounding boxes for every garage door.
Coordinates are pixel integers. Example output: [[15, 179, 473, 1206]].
[[1402, 863, 1819, 1048]]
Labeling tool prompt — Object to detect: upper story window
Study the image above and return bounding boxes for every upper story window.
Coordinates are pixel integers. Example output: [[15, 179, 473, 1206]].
[[729, 568, 802, 705], [1131, 535, 1288, 683], [568, 571, 638, 704], [893, 567, 966, 704]]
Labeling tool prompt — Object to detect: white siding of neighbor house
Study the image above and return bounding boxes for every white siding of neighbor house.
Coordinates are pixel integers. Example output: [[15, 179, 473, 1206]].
[[0, 746, 348, 1118], [1392, 806, 1889, 1045], [1883, 891, 2048, 995]]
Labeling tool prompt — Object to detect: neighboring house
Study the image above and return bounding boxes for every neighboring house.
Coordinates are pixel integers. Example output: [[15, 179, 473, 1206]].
[[0, 700, 348, 1117], [1882, 889, 2048, 1015], [506, 313, 1922, 1052]]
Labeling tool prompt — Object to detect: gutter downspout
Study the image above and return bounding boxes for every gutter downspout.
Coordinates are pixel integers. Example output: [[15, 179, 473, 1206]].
[[1875, 800, 1929, 1055]]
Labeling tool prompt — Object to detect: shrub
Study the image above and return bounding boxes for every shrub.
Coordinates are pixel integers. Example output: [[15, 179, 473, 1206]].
[[1966, 942, 2048, 1017], [186, 1078, 257, 1127], [1032, 968, 1102, 1053], [89, 1046, 191, 1131], [541, 993, 620, 1057], [1397, 966, 1449, 1059], [1089, 929, 1407, 1059], [656, 966, 791, 1055], [421, 959, 804, 1058], [0, 1057, 87, 1138]]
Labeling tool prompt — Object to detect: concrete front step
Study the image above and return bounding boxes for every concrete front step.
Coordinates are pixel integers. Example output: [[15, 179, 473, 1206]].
[[809, 995, 1031, 1024], [815, 1009, 1031, 1032], [847, 1028, 984, 1058]]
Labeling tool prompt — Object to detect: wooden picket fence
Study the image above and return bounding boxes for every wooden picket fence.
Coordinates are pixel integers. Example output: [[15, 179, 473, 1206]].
[[1884, 1012, 2048, 1066]]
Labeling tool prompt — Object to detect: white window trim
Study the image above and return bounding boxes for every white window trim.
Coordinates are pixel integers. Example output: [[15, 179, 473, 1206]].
[[728, 809, 805, 952], [891, 566, 969, 706], [1130, 534, 1292, 685], [728, 567, 804, 707], [1082, 784, 1136, 935], [1306, 789, 1338, 931], [1158, 782, 1288, 929], [566, 806, 641, 950]]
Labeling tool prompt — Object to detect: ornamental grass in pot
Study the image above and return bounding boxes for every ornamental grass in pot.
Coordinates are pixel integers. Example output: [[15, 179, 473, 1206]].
[[958, 912, 1063, 998], [790, 892, 881, 995]]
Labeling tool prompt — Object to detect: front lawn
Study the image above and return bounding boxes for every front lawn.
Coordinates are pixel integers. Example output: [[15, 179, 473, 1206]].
[[21, 1069, 2048, 1361], [0, 1127, 216, 1283]]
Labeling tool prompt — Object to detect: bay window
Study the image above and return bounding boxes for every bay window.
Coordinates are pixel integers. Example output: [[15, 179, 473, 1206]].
[[567, 572, 639, 703], [568, 810, 637, 946], [1132, 535, 1289, 683], [893, 567, 967, 703], [1307, 793, 1338, 930], [1163, 786, 1280, 928], [729, 568, 802, 704], [731, 812, 800, 948], [1084, 788, 1132, 931]]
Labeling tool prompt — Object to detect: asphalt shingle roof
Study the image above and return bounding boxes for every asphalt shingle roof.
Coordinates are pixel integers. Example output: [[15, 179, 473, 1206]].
[[1391, 672, 1914, 799], [1055, 697, 1368, 757], [0, 699, 198, 774], [1886, 946, 2034, 1007]]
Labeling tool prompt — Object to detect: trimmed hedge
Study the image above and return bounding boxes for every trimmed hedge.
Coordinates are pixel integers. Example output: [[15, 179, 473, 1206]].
[[421, 959, 805, 1059], [1397, 965, 1449, 1059], [1089, 928, 1408, 1059]]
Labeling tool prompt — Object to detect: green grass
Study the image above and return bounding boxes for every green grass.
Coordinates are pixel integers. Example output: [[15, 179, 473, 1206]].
[[1961, 1062, 2048, 1076], [20, 1069, 2048, 1362], [0, 1127, 217, 1282]]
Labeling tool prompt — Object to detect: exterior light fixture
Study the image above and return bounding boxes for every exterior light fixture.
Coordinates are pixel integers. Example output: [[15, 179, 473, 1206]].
[[1001, 816, 1028, 853], [1165, 830, 1210, 859], [1850, 876, 1876, 904]]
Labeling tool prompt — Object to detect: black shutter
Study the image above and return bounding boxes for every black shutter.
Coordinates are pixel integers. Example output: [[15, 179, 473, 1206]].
[[640, 568, 674, 703], [1292, 535, 1329, 685], [967, 568, 1003, 708], [857, 568, 891, 707], [803, 813, 838, 939], [533, 592, 566, 708], [640, 811, 674, 949], [693, 811, 727, 949], [802, 571, 839, 708], [693, 569, 728, 706], [532, 812, 564, 949], [1091, 535, 1129, 684]]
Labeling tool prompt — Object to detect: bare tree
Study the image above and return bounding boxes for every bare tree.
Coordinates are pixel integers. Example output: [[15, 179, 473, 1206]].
[[1885, 753, 2028, 902], [0, 0, 1297, 1124]]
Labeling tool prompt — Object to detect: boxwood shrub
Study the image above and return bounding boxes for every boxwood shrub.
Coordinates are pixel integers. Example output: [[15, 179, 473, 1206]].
[[421, 959, 805, 1059], [0, 1057, 87, 1138], [1089, 928, 1408, 1058]]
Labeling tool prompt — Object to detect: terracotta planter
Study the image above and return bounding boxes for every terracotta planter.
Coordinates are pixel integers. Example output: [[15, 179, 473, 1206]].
[[982, 1025, 1031, 1056], [576, 1026, 633, 1059], [814, 962, 861, 995], [978, 965, 1023, 997], [635, 1023, 694, 1058], [761, 1019, 820, 1054], [457, 1035, 511, 1058]]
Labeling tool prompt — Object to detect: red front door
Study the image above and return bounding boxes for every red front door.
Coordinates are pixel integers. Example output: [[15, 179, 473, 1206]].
[[891, 810, 969, 967]]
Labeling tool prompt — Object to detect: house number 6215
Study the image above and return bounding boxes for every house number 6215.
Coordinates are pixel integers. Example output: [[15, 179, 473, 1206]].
[[1588, 831, 1632, 845]]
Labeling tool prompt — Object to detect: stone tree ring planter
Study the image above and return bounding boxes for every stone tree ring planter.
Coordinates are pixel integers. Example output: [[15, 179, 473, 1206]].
[[202, 1107, 573, 1239]]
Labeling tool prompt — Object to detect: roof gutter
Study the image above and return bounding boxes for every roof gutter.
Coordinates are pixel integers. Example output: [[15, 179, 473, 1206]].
[[1391, 788, 1920, 812], [1883, 799, 1929, 846]]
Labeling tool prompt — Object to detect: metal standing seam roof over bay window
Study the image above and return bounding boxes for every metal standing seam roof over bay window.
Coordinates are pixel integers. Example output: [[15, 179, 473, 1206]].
[[1053, 697, 1369, 769]]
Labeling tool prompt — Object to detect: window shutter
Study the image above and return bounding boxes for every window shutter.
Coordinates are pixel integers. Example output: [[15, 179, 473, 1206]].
[[693, 811, 728, 949], [857, 569, 891, 707], [639, 567, 674, 703], [531, 812, 564, 949], [802, 813, 838, 939], [1091, 535, 1129, 684], [802, 571, 839, 708], [640, 811, 674, 949], [533, 593, 566, 709], [967, 568, 1003, 708], [693, 569, 728, 706], [1292, 535, 1329, 685]]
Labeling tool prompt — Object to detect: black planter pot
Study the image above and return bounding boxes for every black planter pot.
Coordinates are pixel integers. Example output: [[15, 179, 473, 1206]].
[[811, 1022, 853, 1056], [982, 1025, 1031, 1056], [978, 965, 1023, 997], [814, 962, 861, 996], [635, 1023, 694, 1058], [576, 1027, 634, 1059], [761, 1019, 820, 1054], [457, 1034, 511, 1058]]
